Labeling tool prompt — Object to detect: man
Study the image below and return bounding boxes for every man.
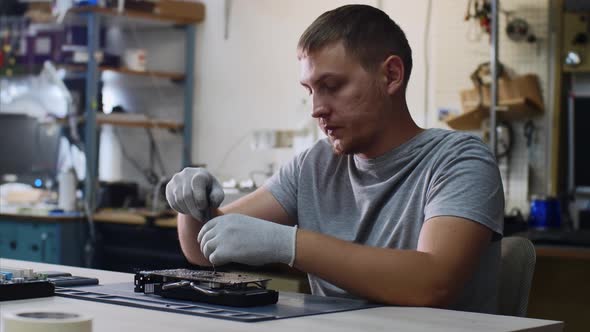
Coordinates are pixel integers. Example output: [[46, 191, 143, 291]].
[[166, 4, 504, 313]]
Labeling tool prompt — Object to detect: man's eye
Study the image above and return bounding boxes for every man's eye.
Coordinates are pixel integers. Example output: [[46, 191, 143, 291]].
[[324, 81, 343, 92], [321, 84, 340, 94]]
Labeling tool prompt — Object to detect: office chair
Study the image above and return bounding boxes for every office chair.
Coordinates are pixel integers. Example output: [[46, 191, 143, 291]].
[[498, 236, 536, 317]]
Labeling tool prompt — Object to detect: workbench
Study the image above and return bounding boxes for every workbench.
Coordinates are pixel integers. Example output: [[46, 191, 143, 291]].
[[0, 258, 563, 332], [0, 212, 586, 330]]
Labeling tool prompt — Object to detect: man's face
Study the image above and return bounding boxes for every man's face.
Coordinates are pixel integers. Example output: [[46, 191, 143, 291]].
[[299, 42, 391, 156]]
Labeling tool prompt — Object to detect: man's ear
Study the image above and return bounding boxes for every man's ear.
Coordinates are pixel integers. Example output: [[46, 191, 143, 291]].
[[381, 55, 404, 95]]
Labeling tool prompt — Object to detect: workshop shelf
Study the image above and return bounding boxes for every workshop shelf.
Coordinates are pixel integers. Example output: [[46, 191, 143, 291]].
[[61, 65, 185, 81], [96, 114, 184, 129], [57, 114, 184, 130], [444, 97, 543, 130], [67, 6, 204, 27], [101, 66, 185, 80]]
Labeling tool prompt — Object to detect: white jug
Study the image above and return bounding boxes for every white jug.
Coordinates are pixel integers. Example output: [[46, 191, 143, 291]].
[[58, 167, 77, 211]]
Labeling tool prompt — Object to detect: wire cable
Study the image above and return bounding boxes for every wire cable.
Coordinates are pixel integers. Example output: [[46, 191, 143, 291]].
[[215, 130, 253, 174], [423, 0, 432, 128], [113, 127, 157, 184], [145, 128, 168, 177]]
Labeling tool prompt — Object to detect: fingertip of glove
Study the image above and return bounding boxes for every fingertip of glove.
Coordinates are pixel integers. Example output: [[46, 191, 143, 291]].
[[197, 226, 206, 244], [209, 189, 225, 207]]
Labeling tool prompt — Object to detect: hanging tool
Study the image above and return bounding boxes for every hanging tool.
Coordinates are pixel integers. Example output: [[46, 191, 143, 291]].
[[506, 16, 537, 43], [469, 61, 505, 111], [524, 120, 535, 164], [465, 0, 492, 35]]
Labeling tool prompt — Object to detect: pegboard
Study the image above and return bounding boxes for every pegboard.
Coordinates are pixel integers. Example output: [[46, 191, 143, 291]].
[[497, 0, 550, 214], [433, 0, 551, 215]]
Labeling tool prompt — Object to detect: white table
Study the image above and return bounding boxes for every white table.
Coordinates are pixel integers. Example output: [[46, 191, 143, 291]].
[[0, 258, 563, 332]]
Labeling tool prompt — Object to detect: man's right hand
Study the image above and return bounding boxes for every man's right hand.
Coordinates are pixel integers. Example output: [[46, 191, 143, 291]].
[[165, 168, 225, 222]]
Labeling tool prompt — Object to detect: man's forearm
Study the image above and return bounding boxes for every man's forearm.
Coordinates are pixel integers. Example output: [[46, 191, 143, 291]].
[[177, 187, 293, 266], [177, 212, 222, 266], [293, 229, 458, 307]]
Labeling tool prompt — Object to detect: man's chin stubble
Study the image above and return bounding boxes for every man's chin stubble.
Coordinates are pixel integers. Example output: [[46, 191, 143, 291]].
[[331, 140, 348, 156]]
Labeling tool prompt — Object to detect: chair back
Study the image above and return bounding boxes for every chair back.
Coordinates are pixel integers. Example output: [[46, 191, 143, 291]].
[[498, 236, 536, 316]]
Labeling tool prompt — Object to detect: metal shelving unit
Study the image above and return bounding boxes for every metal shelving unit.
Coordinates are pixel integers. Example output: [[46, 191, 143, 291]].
[[69, 7, 200, 211]]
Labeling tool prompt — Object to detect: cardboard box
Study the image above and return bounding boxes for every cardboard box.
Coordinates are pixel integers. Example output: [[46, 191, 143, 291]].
[[119, 1, 204, 22], [123, 1, 157, 12], [460, 74, 544, 113], [154, 0, 205, 21]]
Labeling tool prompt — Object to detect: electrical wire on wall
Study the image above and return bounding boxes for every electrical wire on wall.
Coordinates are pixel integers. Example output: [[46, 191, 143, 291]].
[[215, 130, 254, 176], [113, 127, 166, 186], [146, 128, 168, 178], [423, 0, 432, 127], [375, 0, 432, 127]]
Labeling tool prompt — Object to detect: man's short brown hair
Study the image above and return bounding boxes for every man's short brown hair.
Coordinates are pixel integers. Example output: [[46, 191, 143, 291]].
[[298, 4, 413, 86]]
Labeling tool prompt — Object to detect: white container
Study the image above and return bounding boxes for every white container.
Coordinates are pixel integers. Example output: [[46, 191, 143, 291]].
[[123, 49, 147, 72], [98, 125, 123, 182], [58, 168, 77, 211], [117, 0, 125, 13]]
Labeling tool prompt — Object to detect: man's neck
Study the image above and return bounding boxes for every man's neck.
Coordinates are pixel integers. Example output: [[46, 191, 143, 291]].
[[356, 103, 424, 160]]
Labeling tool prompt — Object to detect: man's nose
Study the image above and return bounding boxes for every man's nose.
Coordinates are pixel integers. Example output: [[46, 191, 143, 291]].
[[311, 97, 330, 118]]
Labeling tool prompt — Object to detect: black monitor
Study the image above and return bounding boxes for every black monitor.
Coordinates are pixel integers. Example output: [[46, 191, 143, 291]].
[[0, 113, 61, 185], [568, 96, 590, 195]]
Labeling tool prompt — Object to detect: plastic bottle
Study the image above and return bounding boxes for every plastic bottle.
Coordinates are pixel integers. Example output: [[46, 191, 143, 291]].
[[58, 167, 77, 211]]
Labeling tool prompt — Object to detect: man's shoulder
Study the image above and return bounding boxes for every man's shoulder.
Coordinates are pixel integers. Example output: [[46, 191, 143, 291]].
[[428, 128, 490, 154], [427, 127, 479, 142], [313, 137, 334, 152], [284, 138, 336, 173], [297, 138, 335, 162]]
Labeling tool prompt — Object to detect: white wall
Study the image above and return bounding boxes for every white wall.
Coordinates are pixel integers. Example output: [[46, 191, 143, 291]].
[[191, 0, 439, 181]]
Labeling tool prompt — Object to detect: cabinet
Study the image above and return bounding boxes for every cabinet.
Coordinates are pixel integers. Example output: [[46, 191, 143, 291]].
[[527, 246, 590, 332], [0, 216, 84, 265], [65, 6, 203, 210]]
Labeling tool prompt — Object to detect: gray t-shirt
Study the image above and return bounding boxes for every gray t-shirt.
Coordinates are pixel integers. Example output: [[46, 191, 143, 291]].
[[264, 128, 504, 314]]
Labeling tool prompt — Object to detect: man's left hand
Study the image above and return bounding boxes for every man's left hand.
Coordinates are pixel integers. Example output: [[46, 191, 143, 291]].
[[197, 214, 298, 266]]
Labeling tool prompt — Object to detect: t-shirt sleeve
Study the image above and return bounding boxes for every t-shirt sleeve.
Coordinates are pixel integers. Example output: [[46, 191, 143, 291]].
[[263, 151, 305, 222], [424, 136, 504, 236]]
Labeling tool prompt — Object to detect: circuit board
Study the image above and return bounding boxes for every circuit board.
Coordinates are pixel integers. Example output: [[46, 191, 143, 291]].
[[0, 267, 100, 301], [0, 267, 54, 301], [141, 269, 270, 288], [134, 269, 278, 307]]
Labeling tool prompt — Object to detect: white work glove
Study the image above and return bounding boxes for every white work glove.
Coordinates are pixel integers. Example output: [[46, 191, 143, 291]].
[[197, 214, 298, 267], [165, 168, 225, 222]]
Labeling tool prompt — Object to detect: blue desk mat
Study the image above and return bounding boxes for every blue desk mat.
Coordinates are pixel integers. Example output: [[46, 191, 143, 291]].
[[55, 283, 382, 322]]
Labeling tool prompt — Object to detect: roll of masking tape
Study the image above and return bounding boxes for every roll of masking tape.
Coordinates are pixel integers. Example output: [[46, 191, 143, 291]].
[[3, 311, 92, 332]]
